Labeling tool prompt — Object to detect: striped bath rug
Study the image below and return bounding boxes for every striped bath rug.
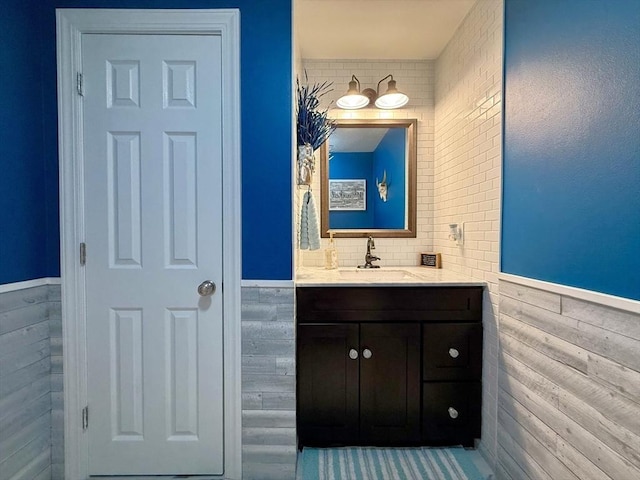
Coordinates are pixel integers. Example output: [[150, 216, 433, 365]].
[[297, 447, 493, 480]]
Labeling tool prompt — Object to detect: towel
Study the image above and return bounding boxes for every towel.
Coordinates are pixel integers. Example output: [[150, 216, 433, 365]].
[[299, 191, 321, 250]]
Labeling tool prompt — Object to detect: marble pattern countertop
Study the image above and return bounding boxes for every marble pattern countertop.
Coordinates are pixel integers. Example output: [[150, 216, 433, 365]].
[[295, 266, 486, 287]]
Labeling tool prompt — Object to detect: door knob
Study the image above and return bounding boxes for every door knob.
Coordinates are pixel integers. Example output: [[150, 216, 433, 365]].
[[362, 348, 372, 359], [448, 407, 459, 419], [448, 348, 459, 358], [197, 280, 216, 297], [349, 349, 359, 360]]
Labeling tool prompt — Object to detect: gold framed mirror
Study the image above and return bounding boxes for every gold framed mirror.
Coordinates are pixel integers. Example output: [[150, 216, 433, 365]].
[[320, 118, 417, 238]]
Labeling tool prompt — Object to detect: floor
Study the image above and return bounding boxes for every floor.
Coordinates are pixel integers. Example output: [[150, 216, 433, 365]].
[[296, 447, 494, 480]]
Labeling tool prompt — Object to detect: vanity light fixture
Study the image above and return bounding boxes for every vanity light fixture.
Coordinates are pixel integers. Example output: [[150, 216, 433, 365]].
[[375, 75, 409, 109], [336, 74, 409, 110], [335, 75, 370, 110]]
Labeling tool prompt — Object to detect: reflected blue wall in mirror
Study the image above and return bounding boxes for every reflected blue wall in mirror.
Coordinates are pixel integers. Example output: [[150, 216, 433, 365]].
[[329, 128, 406, 229], [373, 128, 406, 228], [329, 153, 374, 227], [320, 118, 416, 238]]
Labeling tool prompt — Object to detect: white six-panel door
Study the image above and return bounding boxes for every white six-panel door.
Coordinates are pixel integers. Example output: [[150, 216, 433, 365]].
[[82, 33, 224, 475]]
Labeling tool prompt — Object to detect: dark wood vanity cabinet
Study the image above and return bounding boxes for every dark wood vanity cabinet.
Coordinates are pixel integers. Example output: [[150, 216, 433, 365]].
[[298, 322, 420, 446], [296, 286, 483, 448]]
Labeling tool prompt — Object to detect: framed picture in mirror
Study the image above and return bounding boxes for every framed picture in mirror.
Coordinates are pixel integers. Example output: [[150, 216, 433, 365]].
[[328, 179, 367, 211]]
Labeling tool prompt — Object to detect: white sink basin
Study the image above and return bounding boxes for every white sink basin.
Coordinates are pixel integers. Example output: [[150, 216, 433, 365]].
[[338, 269, 421, 281]]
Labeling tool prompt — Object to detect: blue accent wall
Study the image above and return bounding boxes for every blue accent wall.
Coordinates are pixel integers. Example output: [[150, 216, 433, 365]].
[[0, 0, 48, 284], [503, 0, 640, 300], [0, 0, 292, 284], [373, 128, 405, 229]]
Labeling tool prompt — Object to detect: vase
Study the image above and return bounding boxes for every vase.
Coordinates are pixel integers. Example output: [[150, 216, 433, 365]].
[[297, 143, 315, 186]]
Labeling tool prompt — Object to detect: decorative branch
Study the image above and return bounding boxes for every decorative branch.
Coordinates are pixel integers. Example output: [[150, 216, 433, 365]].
[[296, 72, 336, 150]]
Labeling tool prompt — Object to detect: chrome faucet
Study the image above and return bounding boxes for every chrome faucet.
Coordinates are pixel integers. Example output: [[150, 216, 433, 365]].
[[358, 236, 381, 268]]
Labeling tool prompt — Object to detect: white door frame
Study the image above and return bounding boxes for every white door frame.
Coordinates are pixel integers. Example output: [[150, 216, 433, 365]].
[[56, 9, 241, 479]]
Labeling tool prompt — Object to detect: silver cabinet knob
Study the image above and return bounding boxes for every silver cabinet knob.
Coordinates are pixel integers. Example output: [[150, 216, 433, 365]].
[[362, 348, 372, 359], [197, 280, 216, 297], [448, 407, 459, 419], [449, 348, 459, 358], [349, 349, 359, 360]]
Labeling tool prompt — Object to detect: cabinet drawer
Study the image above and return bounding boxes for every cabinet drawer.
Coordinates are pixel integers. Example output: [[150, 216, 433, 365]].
[[296, 287, 483, 322], [422, 382, 481, 447], [423, 323, 482, 381]]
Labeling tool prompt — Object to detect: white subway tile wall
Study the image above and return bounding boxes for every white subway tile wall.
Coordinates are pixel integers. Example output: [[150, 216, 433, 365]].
[[299, 59, 435, 268], [294, 49, 303, 272], [434, 0, 503, 468]]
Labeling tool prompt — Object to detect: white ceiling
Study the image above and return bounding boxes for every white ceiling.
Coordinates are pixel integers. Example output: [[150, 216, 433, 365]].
[[329, 127, 389, 152], [295, 0, 477, 60]]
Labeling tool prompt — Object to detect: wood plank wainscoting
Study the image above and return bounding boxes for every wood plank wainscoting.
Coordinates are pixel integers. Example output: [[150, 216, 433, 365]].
[[0, 283, 62, 480], [497, 278, 640, 480], [241, 285, 297, 480]]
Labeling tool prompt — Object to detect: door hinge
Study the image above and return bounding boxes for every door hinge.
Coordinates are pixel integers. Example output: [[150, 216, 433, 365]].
[[80, 242, 86, 266], [82, 406, 89, 431], [76, 72, 84, 96]]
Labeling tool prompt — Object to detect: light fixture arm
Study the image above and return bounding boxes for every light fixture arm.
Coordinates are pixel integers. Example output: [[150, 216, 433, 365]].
[[376, 74, 394, 96], [350, 74, 361, 91], [337, 74, 370, 109]]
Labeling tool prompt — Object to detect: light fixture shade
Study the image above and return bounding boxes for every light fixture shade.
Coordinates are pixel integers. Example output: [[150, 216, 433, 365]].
[[337, 93, 370, 109], [375, 92, 409, 109], [374, 78, 409, 109], [336, 76, 370, 109]]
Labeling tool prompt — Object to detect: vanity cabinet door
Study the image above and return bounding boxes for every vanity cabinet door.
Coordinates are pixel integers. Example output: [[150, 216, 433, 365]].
[[359, 323, 421, 445], [297, 324, 359, 446]]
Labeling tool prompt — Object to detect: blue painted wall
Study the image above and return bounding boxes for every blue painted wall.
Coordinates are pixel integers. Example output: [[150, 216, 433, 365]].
[[329, 152, 374, 228], [0, 0, 49, 284], [0, 0, 293, 284], [503, 0, 640, 300], [373, 128, 405, 229]]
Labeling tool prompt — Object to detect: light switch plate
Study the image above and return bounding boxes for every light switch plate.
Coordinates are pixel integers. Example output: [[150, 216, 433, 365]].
[[457, 222, 464, 246]]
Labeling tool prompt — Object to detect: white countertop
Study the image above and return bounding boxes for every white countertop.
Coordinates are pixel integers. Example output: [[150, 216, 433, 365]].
[[295, 266, 486, 287]]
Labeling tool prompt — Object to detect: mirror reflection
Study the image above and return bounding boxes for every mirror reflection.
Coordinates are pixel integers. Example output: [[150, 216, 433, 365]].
[[320, 119, 417, 238]]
